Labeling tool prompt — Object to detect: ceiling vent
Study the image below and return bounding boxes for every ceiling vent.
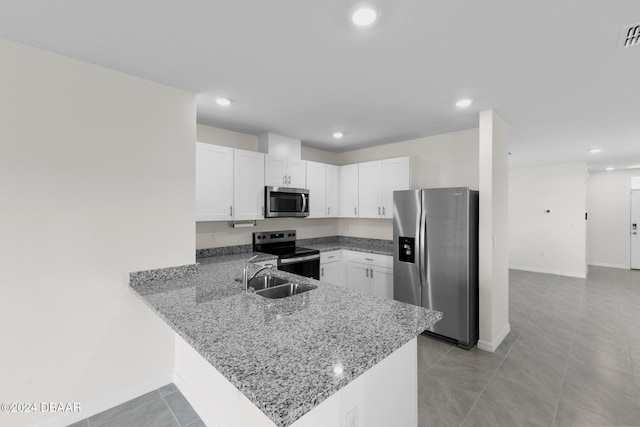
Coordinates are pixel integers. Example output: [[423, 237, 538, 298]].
[[619, 23, 640, 48]]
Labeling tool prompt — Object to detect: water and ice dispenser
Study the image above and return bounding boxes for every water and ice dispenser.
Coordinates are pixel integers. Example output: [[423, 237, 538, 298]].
[[398, 236, 415, 263]]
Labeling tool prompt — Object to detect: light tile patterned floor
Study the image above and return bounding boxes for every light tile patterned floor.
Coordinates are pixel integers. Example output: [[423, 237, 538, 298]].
[[67, 384, 203, 427], [69, 266, 640, 427], [418, 266, 640, 427]]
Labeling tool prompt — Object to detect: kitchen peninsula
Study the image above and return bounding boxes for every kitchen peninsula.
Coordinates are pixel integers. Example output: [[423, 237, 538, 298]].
[[130, 245, 441, 427]]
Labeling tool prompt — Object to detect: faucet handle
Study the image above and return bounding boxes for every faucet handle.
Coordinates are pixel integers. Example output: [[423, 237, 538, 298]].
[[247, 254, 258, 263]]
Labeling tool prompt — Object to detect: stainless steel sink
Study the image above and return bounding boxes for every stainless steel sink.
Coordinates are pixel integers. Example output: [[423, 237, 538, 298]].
[[255, 282, 317, 299], [247, 275, 289, 290]]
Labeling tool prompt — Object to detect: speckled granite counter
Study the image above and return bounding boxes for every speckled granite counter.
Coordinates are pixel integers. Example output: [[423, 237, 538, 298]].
[[298, 236, 393, 256], [130, 251, 440, 427]]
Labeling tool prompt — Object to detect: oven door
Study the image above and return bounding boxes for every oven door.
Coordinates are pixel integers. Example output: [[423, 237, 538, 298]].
[[265, 186, 309, 218], [278, 254, 320, 280]]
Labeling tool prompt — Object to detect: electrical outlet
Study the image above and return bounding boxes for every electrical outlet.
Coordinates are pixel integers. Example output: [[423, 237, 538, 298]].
[[346, 407, 359, 427]]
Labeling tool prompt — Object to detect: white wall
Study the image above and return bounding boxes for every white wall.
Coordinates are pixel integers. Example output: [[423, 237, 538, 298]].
[[478, 110, 510, 352], [509, 162, 587, 277], [0, 38, 195, 426], [587, 169, 640, 268]]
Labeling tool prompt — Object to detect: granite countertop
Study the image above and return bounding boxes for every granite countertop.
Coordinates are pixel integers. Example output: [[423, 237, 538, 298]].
[[130, 251, 440, 427], [297, 236, 393, 256]]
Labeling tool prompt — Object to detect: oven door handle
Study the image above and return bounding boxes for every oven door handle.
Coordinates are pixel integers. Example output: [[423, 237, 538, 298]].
[[301, 193, 307, 214], [279, 254, 320, 265]]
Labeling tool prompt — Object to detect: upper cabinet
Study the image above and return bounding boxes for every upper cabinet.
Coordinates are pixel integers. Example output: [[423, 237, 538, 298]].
[[326, 165, 339, 218], [306, 161, 327, 218], [195, 143, 264, 222], [234, 149, 265, 220], [265, 155, 306, 188], [357, 157, 411, 219], [196, 143, 234, 221], [381, 157, 411, 218], [339, 164, 359, 218]]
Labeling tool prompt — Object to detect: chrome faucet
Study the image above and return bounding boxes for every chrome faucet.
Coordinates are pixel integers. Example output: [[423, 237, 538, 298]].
[[242, 255, 275, 291]]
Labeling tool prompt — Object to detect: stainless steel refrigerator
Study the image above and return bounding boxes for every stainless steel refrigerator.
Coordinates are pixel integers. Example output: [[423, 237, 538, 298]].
[[393, 187, 479, 349]]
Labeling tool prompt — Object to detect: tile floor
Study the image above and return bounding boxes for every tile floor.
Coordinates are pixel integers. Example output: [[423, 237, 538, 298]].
[[67, 383, 204, 427], [419, 266, 640, 427], [68, 267, 640, 427]]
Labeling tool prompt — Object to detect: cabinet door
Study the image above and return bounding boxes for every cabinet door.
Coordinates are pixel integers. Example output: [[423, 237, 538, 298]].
[[234, 149, 265, 220], [326, 164, 339, 217], [306, 161, 326, 218], [339, 164, 359, 218], [347, 262, 371, 295], [321, 261, 344, 287], [381, 157, 411, 218], [264, 155, 288, 187], [195, 143, 234, 221], [287, 159, 307, 188], [371, 266, 393, 299], [358, 160, 383, 218]]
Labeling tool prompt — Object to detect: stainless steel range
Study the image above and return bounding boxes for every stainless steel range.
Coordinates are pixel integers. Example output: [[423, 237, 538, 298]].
[[252, 230, 320, 280]]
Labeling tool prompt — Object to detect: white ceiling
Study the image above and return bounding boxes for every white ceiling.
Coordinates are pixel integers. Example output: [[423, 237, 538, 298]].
[[1, 0, 639, 171]]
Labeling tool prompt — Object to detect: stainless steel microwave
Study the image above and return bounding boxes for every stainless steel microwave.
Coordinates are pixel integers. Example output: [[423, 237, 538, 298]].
[[264, 186, 309, 218]]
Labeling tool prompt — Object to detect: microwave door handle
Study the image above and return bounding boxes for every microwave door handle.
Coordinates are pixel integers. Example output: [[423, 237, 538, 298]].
[[301, 193, 307, 213]]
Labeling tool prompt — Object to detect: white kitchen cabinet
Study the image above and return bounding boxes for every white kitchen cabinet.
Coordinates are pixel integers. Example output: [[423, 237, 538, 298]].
[[233, 149, 265, 220], [381, 157, 411, 218], [345, 251, 393, 299], [339, 164, 359, 218], [357, 157, 411, 219], [265, 155, 306, 188], [306, 161, 327, 218], [320, 250, 344, 287], [371, 265, 393, 299], [196, 143, 234, 221], [358, 160, 383, 218], [326, 165, 339, 217]]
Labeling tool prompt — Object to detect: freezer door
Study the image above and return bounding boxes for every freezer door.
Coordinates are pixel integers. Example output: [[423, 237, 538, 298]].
[[422, 188, 470, 343], [393, 190, 422, 307]]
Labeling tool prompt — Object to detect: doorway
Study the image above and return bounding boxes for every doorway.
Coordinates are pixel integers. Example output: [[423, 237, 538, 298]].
[[632, 190, 640, 269]]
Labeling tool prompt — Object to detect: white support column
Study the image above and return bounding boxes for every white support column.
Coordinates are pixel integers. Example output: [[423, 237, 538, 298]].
[[478, 109, 510, 352]]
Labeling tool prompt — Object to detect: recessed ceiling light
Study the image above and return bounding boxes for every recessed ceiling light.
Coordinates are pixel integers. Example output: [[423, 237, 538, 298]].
[[456, 98, 473, 108], [351, 7, 377, 26], [333, 132, 344, 139], [606, 167, 614, 171], [589, 149, 602, 154], [215, 97, 232, 107]]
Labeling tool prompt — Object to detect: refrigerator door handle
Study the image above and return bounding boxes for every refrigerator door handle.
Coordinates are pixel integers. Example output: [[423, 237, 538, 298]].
[[419, 206, 427, 292]]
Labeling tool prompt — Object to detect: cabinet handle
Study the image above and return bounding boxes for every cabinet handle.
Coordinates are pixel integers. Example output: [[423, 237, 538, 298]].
[[370, 268, 374, 278], [382, 206, 385, 216], [328, 256, 335, 259], [365, 258, 374, 261], [283, 175, 286, 184], [366, 268, 369, 278], [321, 267, 324, 277], [328, 207, 330, 215], [354, 207, 357, 216], [378, 206, 381, 215], [261, 206, 264, 216], [230, 206, 233, 217], [288, 175, 292, 184]]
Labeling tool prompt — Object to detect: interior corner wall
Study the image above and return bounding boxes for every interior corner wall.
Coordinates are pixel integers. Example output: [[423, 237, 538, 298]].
[[587, 168, 640, 269], [0, 38, 195, 426], [509, 162, 587, 277]]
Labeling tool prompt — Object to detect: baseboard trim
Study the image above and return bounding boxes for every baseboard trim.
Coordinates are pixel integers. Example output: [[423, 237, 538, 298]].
[[173, 372, 220, 427], [588, 262, 629, 269], [508, 265, 586, 279], [478, 323, 511, 353], [33, 374, 174, 427]]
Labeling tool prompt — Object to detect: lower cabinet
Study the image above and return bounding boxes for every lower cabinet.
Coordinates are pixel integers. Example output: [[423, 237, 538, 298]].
[[320, 250, 345, 287], [345, 251, 393, 299]]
